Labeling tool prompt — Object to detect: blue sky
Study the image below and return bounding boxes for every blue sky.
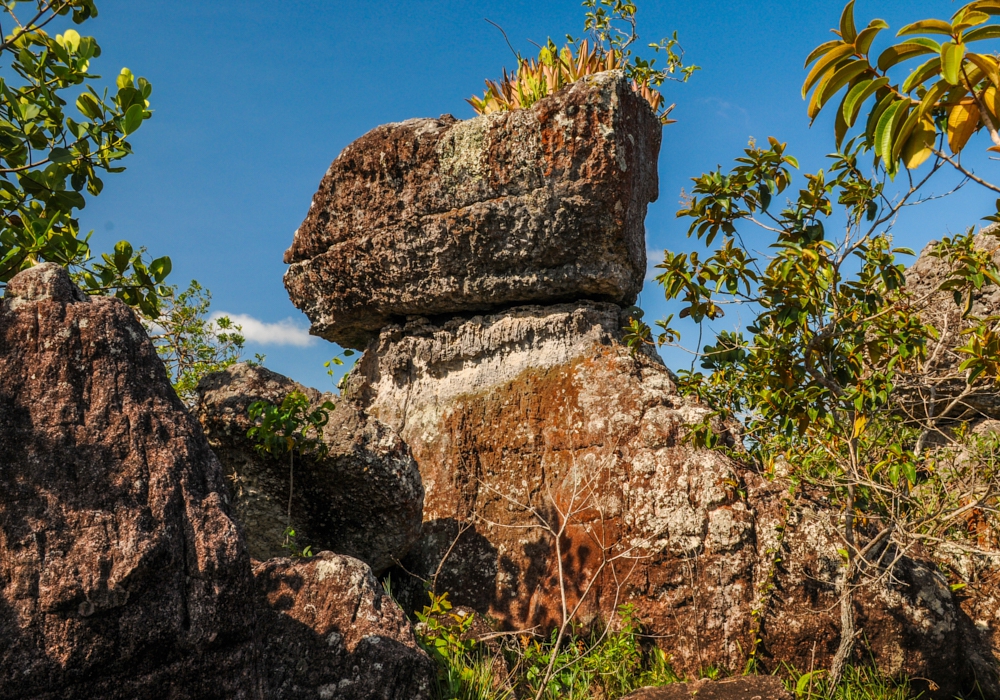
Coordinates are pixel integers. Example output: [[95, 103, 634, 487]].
[[75, 0, 997, 388]]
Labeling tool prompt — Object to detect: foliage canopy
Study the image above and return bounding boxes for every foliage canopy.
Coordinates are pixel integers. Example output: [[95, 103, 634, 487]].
[[0, 0, 170, 314]]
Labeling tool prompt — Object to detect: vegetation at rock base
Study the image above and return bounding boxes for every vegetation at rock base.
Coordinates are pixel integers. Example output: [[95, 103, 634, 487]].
[[623, 0, 1000, 691], [0, 0, 171, 315], [469, 0, 697, 124], [413, 592, 918, 700]]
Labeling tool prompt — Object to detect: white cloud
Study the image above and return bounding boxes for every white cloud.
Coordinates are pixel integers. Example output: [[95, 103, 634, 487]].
[[646, 247, 664, 281], [210, 312, 315, 347]]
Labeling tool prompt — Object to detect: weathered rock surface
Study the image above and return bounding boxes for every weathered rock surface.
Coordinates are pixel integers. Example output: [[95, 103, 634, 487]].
[[343, 300, 998, 698], [195, 363, 423, 574], [903, 228, 1000, 420], [0, 264, 260, 699], [284, 70, 661, 348], [623, 677, 791, 700], [254, 552, 434, 700]]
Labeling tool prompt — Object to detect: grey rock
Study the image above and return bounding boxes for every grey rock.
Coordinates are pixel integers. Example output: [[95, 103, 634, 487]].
[[195, 363, 423, 574]]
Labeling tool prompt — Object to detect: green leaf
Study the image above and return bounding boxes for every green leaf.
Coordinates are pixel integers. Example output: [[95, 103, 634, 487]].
[[891, 105, 922, 165], [149, 256, 171, 283], [113, 240, 133, 273], [917, 78, 950, 117], [875, 99, 908, 158], [76, 93, 103, 120], [805, 40, 845, 68], [866, 90, 897, 146], [897, 18, 956, 37], [840, 0, 858, 43], [941, 41, 967, 84], [48, 147, 74, 164], [843, 76, 889, 126], [123, 104, 144, 135]]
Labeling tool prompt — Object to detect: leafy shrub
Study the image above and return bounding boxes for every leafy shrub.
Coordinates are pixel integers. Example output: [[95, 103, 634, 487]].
[[468, 0, 696, 124]]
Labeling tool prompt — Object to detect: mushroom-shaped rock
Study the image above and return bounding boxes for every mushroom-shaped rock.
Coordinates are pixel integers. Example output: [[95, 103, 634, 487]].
[[0, 264, 259, 699], [195, 363, 424, 574], [284, 70, 661, 348]]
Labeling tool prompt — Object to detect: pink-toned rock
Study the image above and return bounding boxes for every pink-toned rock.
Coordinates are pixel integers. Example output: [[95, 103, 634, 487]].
[[254, 552, 434, 699], [284, 70, 661, 349], [0, 264, 260, 699]]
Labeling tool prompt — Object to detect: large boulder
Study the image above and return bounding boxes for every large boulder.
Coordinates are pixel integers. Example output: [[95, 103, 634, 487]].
[[254, 552, 434, 700], [0, 264, 260, 699], [284, 70, 661, 349], [195, 363, 423, 574], [903, 227, 1000, 420], [343, 299, 998, 698]]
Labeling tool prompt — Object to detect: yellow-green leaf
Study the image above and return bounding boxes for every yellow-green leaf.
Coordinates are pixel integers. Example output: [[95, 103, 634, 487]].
[[876, 100, 909, 159], [843, 76, 890, 126], [816, 60, 870, 113], [877, 41, 939, 71], [866, 90, 897, 145], [956, 11, 991, 32], [897, 18, 957, 36], [967, 52, 1000, 86], [964, 24, 1000, 42], [803, 43, 855, 98], [941, 41, 967, 84], [918, 79, 951, 118], [901, 56, 942, 93], [968, 1, 1000, 15], [805, 40, 846, 68], [902, 117, 937, 168], [840, 0, 858, 43], [891, 105, 923, 164], [948, 101, 981, 152], [855, 21, 889, 55], [807, 64, 839, 119]]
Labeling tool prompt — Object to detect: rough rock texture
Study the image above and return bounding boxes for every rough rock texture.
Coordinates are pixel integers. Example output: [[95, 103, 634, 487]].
[[254, 552, 434, 700], [0, 264, 260, 699], [904, 227, 1000, 420], [344, 300, 998, 698], [195, 363, 423, 574], [284, 70, 661, 348], [623, 677, 791, 700]]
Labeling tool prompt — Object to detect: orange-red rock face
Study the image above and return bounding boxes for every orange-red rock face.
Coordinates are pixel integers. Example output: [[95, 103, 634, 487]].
[[345, 301, 998, 696], [347, 302, 759, 670]]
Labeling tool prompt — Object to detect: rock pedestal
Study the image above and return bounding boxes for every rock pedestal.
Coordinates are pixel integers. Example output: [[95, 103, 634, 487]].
[[0, 264, 259, 699], [284, 70, 661, 349]]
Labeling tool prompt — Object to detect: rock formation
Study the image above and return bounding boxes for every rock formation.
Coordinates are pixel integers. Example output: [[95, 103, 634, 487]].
[[195, 364, 423, 574], [0, 264, 259, 699], [903, 227, 1000, 421], [254, 552, 433, 699], [284, 70, 660, 349], [284, 73, 1000, 696]]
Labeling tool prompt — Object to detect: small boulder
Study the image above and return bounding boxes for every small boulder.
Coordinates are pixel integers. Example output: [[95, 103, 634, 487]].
[[284, 70, 661, 348], [254, 552, 434, 700], [0, 264, 259, 699], [195, 363, 423, 574]]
